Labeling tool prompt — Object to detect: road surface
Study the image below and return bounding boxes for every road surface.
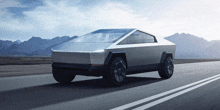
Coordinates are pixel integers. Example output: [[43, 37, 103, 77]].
[[0, 61, 220, 110]]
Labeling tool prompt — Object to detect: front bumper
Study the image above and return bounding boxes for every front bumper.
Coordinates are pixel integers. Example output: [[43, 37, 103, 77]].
[[52, 62, 108, 76]]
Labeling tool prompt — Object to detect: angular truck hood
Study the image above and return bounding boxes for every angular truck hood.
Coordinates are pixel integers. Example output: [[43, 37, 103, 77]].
[[52, 42, 112, 52]]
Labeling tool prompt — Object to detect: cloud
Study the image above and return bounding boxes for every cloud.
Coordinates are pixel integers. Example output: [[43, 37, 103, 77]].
[[159, 0, 220, 41], [1, 0, 152, 40], [0, 0, 22, 8], [0, 0, 22, 16], [0, 0, 220, 41], [0, 0, 35, 33]]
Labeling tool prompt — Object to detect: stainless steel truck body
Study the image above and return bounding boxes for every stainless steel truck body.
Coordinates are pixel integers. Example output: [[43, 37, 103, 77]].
[[52, 29, 176, 86]]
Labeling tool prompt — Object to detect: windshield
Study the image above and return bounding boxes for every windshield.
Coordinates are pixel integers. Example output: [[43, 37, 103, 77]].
[[69, 29, 134, 43]]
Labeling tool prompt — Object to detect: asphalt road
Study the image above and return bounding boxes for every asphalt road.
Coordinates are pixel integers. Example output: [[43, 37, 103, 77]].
[[0, 61, 220, 110], [0, 64, 51, 77]]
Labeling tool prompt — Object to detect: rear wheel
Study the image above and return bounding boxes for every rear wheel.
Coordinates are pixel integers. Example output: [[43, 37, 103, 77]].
[[53, 69, 75, 84], [106, 57, 127, 86], [158, 56, 174, 79]]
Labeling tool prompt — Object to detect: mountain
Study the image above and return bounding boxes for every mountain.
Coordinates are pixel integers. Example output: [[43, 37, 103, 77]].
[[165, 33, 220, 59], [0, 36, 76, 56], [0, 34, 219, 58], [205, 42, 220, 58], [14, 40, 22, 44], [0, 40, 17, 51], [210, 40, 220, 44]]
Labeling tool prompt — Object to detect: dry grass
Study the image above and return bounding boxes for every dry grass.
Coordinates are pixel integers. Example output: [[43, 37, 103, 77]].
[[0, 56, 219, 65], [0, 56, 52, 65], [0, 57, 219, 77], [174, 59, 220, 64]]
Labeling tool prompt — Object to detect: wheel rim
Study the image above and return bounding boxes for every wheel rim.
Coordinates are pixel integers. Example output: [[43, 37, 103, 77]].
[[167, 60, 174, 74], [114, 61, 126, 82]]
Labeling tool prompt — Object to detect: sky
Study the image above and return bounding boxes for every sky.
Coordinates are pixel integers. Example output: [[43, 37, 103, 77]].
[[0, 0, 220, 41]]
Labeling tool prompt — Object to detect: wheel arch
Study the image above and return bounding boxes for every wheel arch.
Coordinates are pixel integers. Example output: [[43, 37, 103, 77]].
[[104, 51, 127, 67], [160, 52, 173, 63]]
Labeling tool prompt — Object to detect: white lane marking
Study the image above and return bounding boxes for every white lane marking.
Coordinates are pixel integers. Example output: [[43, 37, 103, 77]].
[[111, 74, 220, 110], [133, 76, 220, 110]]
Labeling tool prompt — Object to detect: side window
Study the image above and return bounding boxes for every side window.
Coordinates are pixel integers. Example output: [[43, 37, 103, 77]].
[[119, 31, 156, 45]]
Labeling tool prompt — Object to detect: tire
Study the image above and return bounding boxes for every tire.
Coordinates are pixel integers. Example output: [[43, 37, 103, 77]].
[[106, 57, 127, 86], [52, 69, 75, 84], [158, 56, 174, 79], [102, 75, 108, 80]]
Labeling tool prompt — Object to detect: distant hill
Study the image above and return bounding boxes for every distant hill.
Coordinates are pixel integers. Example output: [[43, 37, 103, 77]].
[[0, 40, 19, 51], [14, 40, 22, 44], [204, 42, 220, 58], [0, 33, 219, 58], [165, 33, 220, 59], [0, 36, 76, 56]]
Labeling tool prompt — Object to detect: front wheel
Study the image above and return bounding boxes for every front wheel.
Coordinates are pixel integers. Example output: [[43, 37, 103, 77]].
[[106, 57, 127, 86], [53, 69, 75, 84], [158, 56, 174, 79]]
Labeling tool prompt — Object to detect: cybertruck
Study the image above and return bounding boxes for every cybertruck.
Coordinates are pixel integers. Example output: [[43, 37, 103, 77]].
[[52, 29, 176, 86]]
